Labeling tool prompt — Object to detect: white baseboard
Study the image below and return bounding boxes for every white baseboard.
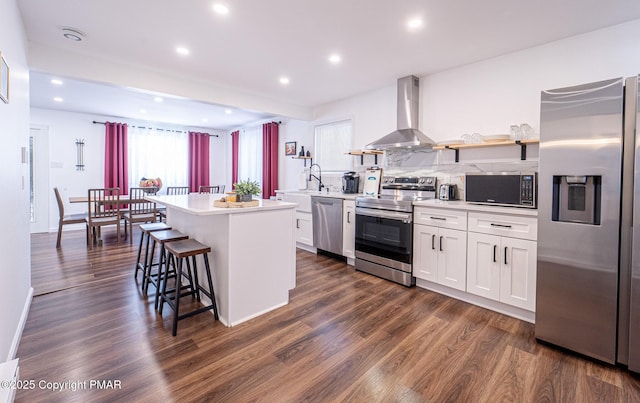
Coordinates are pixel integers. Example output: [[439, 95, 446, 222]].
[[296, 243, 316, 253], [416, 279, 535, 323], [7, 287, 33, 361]]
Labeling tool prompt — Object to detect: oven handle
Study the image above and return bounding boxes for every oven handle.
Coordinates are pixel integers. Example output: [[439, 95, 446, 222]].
[[355, 207, 412, 223]]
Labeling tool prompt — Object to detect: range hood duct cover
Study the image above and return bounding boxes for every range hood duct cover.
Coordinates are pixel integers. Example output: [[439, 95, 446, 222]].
[[365, 75, 436, 150]]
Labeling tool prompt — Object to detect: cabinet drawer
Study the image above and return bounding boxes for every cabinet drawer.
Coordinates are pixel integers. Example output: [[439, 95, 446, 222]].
[[414, 207, 467, 231], [468, 212, 537, 241]]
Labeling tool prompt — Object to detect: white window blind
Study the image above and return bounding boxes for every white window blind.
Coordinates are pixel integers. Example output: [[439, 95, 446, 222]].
[[314, 119, 353, 172]]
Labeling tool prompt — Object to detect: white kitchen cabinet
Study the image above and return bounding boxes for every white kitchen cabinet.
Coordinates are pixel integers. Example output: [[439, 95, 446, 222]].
[[342, 200, 355, 259], [466, 212, 537, 311], [283, 192, 314, 248], [413, 207, 467, 291], [295, 211, 313, 246]]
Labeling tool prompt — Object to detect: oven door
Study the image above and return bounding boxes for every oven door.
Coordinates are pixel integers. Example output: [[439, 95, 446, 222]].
[[355, 207, 412, 266]]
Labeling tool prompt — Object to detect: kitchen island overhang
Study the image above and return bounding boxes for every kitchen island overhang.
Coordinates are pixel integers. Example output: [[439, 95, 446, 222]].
[[146, 193, 297, 327]]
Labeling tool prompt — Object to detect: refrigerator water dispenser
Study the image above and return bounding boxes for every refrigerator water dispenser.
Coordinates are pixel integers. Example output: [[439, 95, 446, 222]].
[[552, 175, 601, 225]]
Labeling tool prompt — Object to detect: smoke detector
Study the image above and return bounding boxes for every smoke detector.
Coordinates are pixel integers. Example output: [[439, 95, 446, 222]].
[[60, 27, 85, 42]]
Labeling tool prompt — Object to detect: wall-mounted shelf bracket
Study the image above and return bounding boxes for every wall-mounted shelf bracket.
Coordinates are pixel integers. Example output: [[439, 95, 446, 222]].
[[515, 140, 527, 160], [444, 145, 460, 163], [346, 150, 383, 165], [292, 156, 313, 166], [434, 139, 538, 163]]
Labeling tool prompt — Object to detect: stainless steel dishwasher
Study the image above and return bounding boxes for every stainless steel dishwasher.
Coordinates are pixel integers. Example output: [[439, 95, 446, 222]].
[[311, 196, 343, 255]]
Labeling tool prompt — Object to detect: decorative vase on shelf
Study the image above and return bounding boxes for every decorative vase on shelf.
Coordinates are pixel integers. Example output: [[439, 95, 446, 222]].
[[299, 146, 305, 157], [306, 150, 311, 157]]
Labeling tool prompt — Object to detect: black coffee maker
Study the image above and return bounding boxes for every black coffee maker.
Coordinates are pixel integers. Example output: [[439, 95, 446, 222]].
[[342, 171, 360, 194]]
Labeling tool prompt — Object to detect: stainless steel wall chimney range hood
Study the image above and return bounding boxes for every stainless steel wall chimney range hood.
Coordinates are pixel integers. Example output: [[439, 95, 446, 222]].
[[365, 75, 436, 150]]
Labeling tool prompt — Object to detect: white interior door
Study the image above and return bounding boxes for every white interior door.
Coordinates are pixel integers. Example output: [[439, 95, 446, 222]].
[[30, 125, 50, 233]]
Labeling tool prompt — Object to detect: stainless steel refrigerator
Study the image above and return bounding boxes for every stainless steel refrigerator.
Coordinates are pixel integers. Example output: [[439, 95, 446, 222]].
[[536, 76, 640, 372]]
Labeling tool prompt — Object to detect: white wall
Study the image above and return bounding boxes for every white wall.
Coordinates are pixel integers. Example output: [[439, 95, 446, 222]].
[[0, 0, 32, 362], [422, 18, 640, 141], [312, 18, 640, 148], [278, 119, 313, 191], [30, 108, 229, 231]]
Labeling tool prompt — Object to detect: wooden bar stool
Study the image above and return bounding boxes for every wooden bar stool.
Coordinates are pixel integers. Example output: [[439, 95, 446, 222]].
[[160, 239, 219, 336], [148, 230, 189, 308], [134, 222, 171, 292]]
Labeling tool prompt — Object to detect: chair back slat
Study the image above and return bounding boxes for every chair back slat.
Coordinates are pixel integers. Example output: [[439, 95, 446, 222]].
[[128, 187, 157, 215], [87, 188, 121, 219], [167, 186, 190, 195], [199, 185, 224, 194]]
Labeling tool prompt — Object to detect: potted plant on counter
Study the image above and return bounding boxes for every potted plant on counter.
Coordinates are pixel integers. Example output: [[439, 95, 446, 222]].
[[233, 179, 261, 202]]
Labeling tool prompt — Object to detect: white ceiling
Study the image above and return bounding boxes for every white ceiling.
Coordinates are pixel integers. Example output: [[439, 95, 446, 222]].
[[18, 0, 640, 130]]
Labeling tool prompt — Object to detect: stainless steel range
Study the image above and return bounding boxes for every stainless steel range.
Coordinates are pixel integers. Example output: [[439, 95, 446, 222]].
[[354, 176, 437, 286]]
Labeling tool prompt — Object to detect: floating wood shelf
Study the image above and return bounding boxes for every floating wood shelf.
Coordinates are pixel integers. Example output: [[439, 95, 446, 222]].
[[433, 139, 539, 162], [346, 149, 384, 165], [292, 156, 313, 166]]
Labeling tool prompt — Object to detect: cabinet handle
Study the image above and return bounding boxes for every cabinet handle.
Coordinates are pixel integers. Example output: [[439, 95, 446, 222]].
[[439, 236, 443, 252], [491, 223, 512, 229], [296, 218, 300, 229], [504, 246, 508, 265], [430, 216, 446, 221], [347, 211, 351, 223], [493, 245, 497, 263], [431, 234, 435, 250]]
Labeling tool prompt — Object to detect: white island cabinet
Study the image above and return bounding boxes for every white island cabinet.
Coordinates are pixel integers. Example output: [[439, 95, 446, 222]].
[[146, 193, 297, 327]]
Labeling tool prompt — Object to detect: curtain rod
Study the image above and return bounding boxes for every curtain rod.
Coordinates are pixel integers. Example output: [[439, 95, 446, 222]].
[[233, 120, 282, 133], [92, 121, 219, 137]]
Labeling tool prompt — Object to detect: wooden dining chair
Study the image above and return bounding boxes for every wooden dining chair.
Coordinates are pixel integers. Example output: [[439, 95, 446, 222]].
[[122, 187, 158, 243], [199, 185, 222, 194], [166, 186, 190, 195], [86, 187, 122, 248], [54, 187, 87, 248], [159, 186, 190, 221]]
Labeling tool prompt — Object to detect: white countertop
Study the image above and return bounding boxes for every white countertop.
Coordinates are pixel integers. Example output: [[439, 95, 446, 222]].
[[147, 193, 296, 215], [413, 199, 538, 216], [277, 189, 360, 200]]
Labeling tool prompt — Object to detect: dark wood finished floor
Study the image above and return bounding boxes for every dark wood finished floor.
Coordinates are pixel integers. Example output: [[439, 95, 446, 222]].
[[17, 228, 640, 402]]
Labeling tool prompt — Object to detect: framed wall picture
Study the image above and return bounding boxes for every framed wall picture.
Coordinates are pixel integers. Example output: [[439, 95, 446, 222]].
[[0, 52, 8, 104], [285, 141, 297, 156]]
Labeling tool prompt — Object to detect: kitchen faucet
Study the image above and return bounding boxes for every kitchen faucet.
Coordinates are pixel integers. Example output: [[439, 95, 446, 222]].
[[308, 163, 324, 191]]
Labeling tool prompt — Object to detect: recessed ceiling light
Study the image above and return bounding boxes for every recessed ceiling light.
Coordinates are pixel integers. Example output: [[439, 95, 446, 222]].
[[328, 54, 341, 64], [213, 3, 229, 15], [139, 109, 147, 114], [51, 79, 63, 85], [154, 96, 163, 103], [407, 18, 423, 30], [53, 97, 63, 102], [225, 109, 232, 115], [202, 118, 209, 123], [279, 77, 290, 85], [176, 47, 190, 56]]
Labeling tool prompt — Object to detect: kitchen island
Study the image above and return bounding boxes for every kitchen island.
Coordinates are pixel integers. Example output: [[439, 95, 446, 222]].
[[146, 193, 297, 326]]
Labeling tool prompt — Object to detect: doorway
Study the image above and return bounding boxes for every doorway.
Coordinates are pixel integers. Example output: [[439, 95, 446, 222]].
[[30, 125, 49, 233]]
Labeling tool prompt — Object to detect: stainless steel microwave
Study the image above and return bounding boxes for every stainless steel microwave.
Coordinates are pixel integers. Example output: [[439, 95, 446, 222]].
[[465, 172, 537, 208]]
